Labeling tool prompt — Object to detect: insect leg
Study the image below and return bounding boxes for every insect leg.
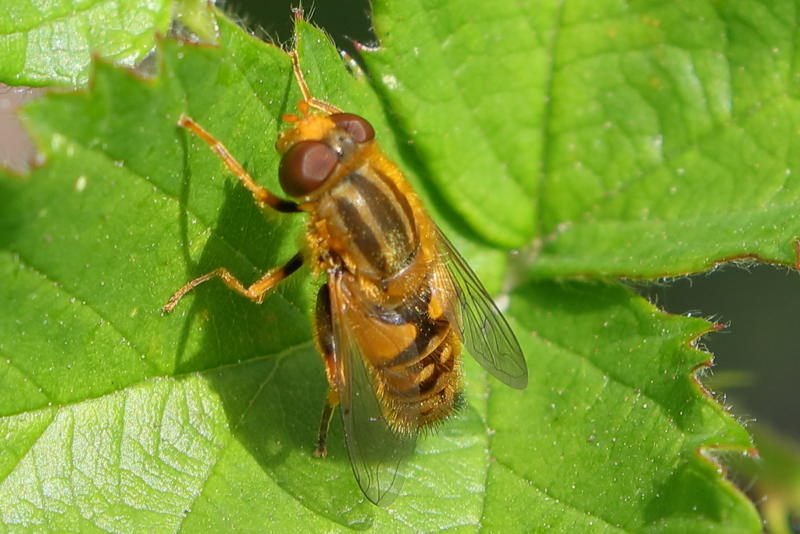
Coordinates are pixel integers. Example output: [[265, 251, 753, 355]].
[[314, 389, 339, 458], [163, 252, 304, 313], [178, 115, 301, 213], [313, 283, 339, 457]]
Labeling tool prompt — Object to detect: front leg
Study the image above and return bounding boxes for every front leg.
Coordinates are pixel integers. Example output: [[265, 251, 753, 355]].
[[178, 115, 301, 213]]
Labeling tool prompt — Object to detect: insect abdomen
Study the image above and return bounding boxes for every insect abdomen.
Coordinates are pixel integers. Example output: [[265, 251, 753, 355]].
[[374, 284, 463, 431], [386, 328, 462, 429]]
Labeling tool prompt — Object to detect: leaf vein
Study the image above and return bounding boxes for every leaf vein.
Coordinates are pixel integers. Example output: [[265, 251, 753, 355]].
[[490, 459, 628, 533], [7, 249, 161, 376]]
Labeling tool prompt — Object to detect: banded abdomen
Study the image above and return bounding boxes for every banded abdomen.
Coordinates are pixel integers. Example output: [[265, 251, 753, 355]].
[[340, 267, 463, 431], [379, 279, 463, 428]]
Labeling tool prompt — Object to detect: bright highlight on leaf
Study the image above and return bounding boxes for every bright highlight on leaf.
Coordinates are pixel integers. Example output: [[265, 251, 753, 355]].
[[0, 0, 781, 531], [0, 0, 179, 87]]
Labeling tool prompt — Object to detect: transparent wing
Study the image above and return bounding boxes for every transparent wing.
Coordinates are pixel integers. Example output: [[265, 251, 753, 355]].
[[433, 228, 528, 389], [328, 273, 418, 505]]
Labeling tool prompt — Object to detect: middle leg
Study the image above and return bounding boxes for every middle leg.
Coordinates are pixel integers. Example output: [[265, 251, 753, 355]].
[[163, 252, 304, 313]]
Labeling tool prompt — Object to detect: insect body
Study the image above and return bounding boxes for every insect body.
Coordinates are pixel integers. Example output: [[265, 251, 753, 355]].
[[164, 51, 528, 505]]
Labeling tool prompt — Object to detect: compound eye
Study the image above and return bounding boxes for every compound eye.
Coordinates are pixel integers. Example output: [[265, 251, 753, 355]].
[[330, 113, 375, 143], [279, 140, 338, 197]]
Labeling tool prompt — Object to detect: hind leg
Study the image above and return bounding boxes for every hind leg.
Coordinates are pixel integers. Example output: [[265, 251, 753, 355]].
[[313, 283, 339, 457]]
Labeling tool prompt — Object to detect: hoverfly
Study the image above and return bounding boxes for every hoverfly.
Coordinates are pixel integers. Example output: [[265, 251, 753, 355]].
[[163, 49, 528, 505]]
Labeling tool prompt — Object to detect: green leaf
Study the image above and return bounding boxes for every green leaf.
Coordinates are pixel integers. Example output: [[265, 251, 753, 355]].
[[364, 0, 546, 247], [533, 0, 800, 277], [366, 0, 800, 276], [0, 0, 181, 87], [494, 281, 758, 532], [0, 2, 765, 532]]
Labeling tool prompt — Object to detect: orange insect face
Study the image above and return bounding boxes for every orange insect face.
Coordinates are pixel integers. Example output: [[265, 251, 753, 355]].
[[276, 112, 376, 198], [164, 49, 527, 506]]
